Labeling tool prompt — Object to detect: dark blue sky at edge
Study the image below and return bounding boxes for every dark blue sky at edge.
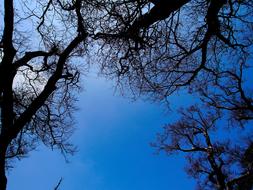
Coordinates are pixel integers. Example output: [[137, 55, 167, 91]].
[[7, 72, 196, 190]]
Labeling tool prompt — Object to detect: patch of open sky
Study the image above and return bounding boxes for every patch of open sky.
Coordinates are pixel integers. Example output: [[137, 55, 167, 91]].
[[8, 67, 197, 190]]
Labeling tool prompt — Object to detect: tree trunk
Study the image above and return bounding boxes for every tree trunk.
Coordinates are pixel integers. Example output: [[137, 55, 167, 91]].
[[0, 143, 7, 190]]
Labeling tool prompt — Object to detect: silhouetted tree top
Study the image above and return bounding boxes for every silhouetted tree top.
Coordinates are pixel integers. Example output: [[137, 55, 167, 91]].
[[91, 1, 253, 189], [0, 0, 88, 189], [95, 0, 251, 83], [0, 0, 252, 190], [95, 0, 252, 121], [153, 105, 253, 190]]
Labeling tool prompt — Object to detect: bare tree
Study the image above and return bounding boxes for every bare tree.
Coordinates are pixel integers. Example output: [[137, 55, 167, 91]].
[[93, 0, 253, 189], [97, 0, 253, 101], [153, 105, 253, 190], [0, 0, 88, 189], [0, 0, 253, 189]]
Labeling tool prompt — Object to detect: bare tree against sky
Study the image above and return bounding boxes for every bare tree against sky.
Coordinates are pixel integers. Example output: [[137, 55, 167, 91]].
[[153, 105, 253, 190], [0, 0, 88, 189], [0, 0, 252, 190], [94, 1, 253, 189]]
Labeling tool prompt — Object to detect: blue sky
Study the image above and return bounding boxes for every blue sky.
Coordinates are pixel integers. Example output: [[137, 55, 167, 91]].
[[7, 73, 196, 190]]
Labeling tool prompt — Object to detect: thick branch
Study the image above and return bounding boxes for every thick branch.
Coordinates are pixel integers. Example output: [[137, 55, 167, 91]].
[[127, 0, 190, 35], [9, 34, 86, 140], [14, 50, 57, 69]]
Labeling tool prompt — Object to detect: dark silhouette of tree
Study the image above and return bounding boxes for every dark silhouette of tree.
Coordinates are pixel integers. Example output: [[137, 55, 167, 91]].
[[98, 0, 252, 99], [93, 0, 253, 189], [0, 0, 252, 190], [153, 105, 253, 190], [0, 0, 88, 189]]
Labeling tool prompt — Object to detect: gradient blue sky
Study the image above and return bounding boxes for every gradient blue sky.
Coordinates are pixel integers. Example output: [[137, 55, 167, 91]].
[[7, 72, 196, 190]]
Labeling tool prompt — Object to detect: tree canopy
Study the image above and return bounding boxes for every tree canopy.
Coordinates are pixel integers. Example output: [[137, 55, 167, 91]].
[[0, 0, 252, 189]]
